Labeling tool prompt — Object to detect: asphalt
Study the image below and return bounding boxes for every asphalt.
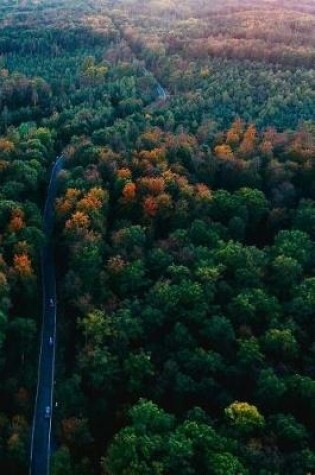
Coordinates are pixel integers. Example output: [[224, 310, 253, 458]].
[[29, 157, 63, 475], [28, 74, 164, 475], [156, 83, 167, 100]]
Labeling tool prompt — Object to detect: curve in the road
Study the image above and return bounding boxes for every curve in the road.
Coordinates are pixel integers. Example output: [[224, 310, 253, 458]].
[[156, 83, 167, 100], [30, 156, 63, 475], [29, 63, 165, 475], [143, 67, 168, 101]]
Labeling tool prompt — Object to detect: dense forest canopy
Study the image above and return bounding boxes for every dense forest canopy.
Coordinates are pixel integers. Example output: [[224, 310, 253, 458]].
[[0, 0, 314, 474]]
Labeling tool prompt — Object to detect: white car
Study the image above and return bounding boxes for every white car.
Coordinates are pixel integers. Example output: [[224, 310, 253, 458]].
[[49, 336, 53, 347], [49, 298, 54, 308], [44, 406, 51, 419]]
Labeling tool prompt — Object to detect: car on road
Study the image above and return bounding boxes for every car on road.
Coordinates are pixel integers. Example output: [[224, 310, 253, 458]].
[[44, 406, 51, 419], [49, 336, 54, 346], [49, 298, 54, 307]]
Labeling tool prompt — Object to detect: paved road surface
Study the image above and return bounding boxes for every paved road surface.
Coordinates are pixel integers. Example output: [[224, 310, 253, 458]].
[[156, 83, 167, 100], [30, 156, 63, 475], [143, 67, 168, 100], [28, 54, 164, 475]]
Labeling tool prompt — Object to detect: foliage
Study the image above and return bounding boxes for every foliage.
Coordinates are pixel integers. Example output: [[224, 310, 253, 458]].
[[0, 0, 314, 474]]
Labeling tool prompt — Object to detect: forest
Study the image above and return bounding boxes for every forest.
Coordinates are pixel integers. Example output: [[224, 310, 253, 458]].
[[0, 0, 314, 474]]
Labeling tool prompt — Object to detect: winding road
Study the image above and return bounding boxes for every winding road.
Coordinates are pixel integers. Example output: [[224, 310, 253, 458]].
[[143, 67, 168, 101], [30, 156, 63, 475], [156, 83, 167, 100], [29, 60, 165, 475]]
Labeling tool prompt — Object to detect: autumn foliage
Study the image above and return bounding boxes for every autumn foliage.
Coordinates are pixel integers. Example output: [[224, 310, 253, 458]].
[[7, 209, 25, 233], [77, 187, 107, 212], [122, 182, 136, 201], [65, 211, 90, 231], [56, 188, 81, 217], [0, 1, 313, 474], [143, 196, 158, 217], [13, 253, 33, 276]]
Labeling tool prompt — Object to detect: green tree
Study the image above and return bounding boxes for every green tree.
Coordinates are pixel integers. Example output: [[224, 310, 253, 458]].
[[51, 446, 73, 475], [270, 414, 308, 449], [263, 328, 298, 362], [103, 400, 174, 475], [255, 369, 286, 410], [225, 401, 265, 434]]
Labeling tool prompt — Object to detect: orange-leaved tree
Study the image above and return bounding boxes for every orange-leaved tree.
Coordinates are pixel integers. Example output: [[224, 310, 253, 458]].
[[13, 253, 33, 276], [7, 209, 25, 233]]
